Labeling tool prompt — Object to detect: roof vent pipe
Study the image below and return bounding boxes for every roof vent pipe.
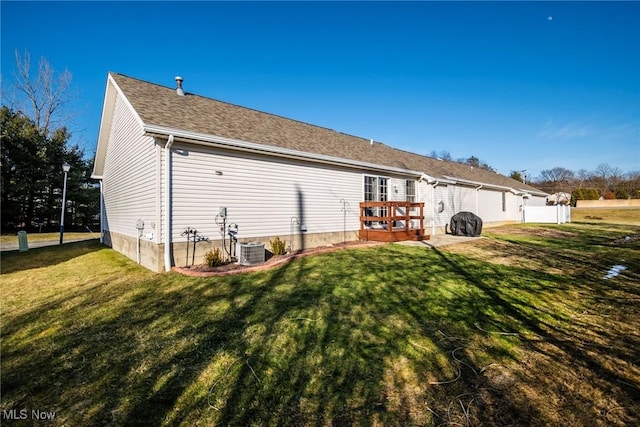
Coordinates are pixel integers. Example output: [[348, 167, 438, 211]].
[[175, 76, 185, 96], [370, 139, 374, 146]]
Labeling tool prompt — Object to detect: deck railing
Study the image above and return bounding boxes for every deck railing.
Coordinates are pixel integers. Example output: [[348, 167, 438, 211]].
[[359, 201, 426, 242]]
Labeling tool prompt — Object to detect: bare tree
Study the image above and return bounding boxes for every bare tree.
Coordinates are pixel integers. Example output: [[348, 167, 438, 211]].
[[609, 166, 623, 187], [536, 167, 575, 194], [575, 169, 591, 189], [594, 163, 617, 194], [429, 150, 453, 161], [539, 167, 574, 183], [12, 49, 74, 136], [625, 171, 640, 199]]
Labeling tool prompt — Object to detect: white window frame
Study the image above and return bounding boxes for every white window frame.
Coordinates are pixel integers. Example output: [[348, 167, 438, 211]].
[[363, 174, 390, 225], [405, 180, 416, 203]]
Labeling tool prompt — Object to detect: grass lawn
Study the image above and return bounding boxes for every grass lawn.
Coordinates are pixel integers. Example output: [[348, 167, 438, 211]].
[[0, 232, 96, 246], [572, 207, 640, 225], [1, 223, 639, 426]]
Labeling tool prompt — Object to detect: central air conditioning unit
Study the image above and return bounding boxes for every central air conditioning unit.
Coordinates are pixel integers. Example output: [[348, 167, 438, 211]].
[[238, 242, 265, 266]]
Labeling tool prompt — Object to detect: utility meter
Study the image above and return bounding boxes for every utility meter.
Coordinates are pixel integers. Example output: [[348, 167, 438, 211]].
[[219, 207, 227, 218]]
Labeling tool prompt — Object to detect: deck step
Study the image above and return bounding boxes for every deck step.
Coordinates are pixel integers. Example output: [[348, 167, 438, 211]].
[[359, 229, 430, 243]]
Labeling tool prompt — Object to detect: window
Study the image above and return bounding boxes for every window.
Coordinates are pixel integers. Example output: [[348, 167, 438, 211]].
[[379, 178, 388, 219], [364, 176, 377, 202], [364, 176, 388, 203], [502, 192, 507, 212], [405, 180, 416, 203], [363, 175, 389, 223]]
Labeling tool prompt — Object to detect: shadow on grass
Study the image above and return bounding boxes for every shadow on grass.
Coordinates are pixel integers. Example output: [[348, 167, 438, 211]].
[[429, 245, 640, 425], [2, 227, 639, 426], [0, 239, 102, 274]]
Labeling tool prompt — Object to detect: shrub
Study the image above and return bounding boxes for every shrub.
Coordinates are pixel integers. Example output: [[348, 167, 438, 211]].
[[614, 188, 629, 200], [269, 236, 286, 255], [571, 188, 600, 206], [204, 248, 223, 267]]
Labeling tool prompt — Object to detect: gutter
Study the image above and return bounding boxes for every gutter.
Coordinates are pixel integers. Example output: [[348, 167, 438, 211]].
[[143, 124, 425, 178], [164, 134, 175, 272], [444, 175, 515, 192]]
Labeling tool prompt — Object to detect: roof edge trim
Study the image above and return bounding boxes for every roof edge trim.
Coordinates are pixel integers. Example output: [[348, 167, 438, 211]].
[[143, 124, 426, 177], [92, 73, 147, 177], [440, 173, 546, 196], [444, 175, 510, 191], [107, 73, 146, 129]]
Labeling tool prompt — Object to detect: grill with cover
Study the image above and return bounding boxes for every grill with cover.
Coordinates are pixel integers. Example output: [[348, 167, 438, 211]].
[[449, 211, 483, 237]]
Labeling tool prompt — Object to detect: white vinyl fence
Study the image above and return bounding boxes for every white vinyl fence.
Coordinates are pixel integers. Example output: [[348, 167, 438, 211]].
[[523, 205, 571, 224]]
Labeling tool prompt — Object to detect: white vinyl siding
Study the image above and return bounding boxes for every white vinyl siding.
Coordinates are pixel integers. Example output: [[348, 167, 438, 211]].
[[477, 189, 506, 222], [164, 144, 367, 242], [156, 139, 548, 244], [102, 94, 157, 240], [433, 185, 452, 229]]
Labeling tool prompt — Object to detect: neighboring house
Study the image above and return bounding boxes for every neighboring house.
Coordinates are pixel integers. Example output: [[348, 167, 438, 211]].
[[547, 192, 572, 205], [92, 73, 547, 272]]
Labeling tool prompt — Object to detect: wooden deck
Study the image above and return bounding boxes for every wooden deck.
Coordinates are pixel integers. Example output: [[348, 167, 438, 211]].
[[359, 201, 429, 242]]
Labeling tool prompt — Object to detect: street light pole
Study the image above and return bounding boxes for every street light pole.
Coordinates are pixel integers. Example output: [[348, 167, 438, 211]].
[[59, 163, 71, 245]]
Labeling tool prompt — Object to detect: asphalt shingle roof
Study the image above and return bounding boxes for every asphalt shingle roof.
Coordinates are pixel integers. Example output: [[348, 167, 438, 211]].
[[111, 73, 544, 194]]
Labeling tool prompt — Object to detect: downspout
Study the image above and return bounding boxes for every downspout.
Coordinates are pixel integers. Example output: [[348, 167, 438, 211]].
[[164, 134, 175, 272], [475, 184, 483, 216], [419, 174, 439, 236], [99, 180, 104, 244], [431, 180, 439, 235]]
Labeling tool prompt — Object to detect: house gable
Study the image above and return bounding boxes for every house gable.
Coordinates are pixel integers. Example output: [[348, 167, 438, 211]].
[[92, 74, 145, 179]]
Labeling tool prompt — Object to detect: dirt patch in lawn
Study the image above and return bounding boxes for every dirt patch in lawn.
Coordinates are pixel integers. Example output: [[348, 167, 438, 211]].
[[609, 233, 640, 246], [443, 238, 562, 272], [173, 240, 386, 277]]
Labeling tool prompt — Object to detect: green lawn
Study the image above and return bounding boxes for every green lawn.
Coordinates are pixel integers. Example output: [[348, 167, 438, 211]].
[[1, 223, 639, 426], [572, 207, 640, 225], [0, 232, 96, 246]]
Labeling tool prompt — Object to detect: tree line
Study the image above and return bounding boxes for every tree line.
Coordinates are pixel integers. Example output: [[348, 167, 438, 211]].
[[1, 51, 99, 233], [430, 150, 639, 205], [522, 165, 640, 205], [429, 150, 496, 172]]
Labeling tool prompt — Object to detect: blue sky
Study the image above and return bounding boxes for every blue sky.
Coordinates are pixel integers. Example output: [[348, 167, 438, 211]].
[[2, 1, 639, 179]]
